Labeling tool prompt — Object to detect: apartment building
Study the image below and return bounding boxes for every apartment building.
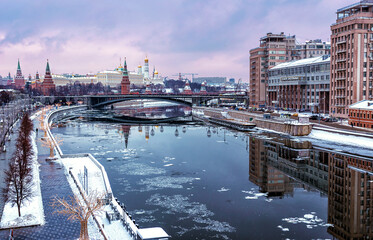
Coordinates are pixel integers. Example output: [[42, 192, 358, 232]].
[[268, 55, 330, 113], [249, 33, 329, 108], [249, 32, 296, 108], [330, 0, 373, 118], [291, 39, 331, 60]]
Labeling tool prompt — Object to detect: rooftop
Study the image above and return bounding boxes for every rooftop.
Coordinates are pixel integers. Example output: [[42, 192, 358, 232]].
[[337, 0, 373, 13], [269, 55, 330, 70], [349, 100, 373, 110]]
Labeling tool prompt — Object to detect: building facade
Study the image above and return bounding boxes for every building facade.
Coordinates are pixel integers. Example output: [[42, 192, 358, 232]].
[[291, 39, 331, 60], [330, 0, 373, 118], [268, 55, 330, 113], [249, 32, 296, 108], [348, 100, 373, 128]]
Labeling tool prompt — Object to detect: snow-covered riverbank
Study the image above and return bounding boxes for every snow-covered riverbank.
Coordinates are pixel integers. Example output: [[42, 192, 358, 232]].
[[0, 131, 44, 229]]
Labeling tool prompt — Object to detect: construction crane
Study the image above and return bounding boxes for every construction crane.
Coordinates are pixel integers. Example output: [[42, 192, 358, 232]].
[[172, 73, 199, 82]]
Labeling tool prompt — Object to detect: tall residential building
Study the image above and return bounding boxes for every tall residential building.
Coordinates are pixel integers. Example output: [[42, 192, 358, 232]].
[[249, 32, 296, 108], [330, 0, 373, 118]]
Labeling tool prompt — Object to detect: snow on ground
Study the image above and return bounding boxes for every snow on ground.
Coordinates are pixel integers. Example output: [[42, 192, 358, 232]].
[[0, 131, 45, 229], [307, 129, 373, 150], [60, 156, 132, 240]]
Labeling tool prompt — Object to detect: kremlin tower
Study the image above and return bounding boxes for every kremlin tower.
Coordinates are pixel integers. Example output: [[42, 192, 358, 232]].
[[183, 81, 193, 95], [42, 60, 56, 96], [120, 58, 130, 94], [14, 59, 25, 88]]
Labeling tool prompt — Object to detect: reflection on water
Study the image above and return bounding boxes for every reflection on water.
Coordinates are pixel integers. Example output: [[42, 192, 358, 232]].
[[248, 134, 373, 239], [52, 114, 373, 239], [104, 100, 192, 120]]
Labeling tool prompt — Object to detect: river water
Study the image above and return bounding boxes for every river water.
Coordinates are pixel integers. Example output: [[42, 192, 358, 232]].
[[51, 106, 373, 239]]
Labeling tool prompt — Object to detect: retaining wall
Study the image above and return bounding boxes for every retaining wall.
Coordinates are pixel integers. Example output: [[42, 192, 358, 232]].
[[195, 107, 312, 136]]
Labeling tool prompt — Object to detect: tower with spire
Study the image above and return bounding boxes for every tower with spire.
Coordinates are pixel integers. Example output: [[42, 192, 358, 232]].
[[14, 59, 25, 88], [120, 58, 131, 94], [143, 56, 149, 79], [42, 60, 56, 95]]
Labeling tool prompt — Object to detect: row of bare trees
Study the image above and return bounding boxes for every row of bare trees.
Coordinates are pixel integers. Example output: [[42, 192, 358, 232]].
[[3, 113, 34, 217]]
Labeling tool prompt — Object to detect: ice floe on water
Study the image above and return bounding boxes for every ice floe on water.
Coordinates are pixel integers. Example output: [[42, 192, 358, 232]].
[[217, 187, 230, 192], [242, 190, 267, 200], [163, 156, 175, 162], [146, 194, 235, 237], [282, 212, 332, 229], [164, 163, 173, 167], [116, 162, 166, 176], [277, 225, 290, 232], [139, 176, 197, 190]]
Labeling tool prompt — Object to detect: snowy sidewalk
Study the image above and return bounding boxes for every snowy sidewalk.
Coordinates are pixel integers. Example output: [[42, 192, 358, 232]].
[[0, 118, 81, 239], [60, 156, 133, 240]]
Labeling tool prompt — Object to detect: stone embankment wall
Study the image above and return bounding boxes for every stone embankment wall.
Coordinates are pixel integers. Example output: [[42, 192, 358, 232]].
[[194, 107, 312, 136], [254, 119, 312, 136]]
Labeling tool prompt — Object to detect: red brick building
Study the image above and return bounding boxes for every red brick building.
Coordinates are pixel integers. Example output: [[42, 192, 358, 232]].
[[348, 100, 373, 128], [330, 0, 373, 118]]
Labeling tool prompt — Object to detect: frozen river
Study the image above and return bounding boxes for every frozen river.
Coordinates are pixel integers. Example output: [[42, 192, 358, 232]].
[[52, 115, 373, 239]]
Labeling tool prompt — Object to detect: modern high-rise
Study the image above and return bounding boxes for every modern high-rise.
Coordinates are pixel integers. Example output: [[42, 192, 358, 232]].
[[249, 32, 296, 108], [330, 0, 373, 118]]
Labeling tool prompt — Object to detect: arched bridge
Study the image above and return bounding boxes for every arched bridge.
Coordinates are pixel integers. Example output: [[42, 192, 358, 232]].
[[32, 94, 250, 108], [87, 94, 249, 109]]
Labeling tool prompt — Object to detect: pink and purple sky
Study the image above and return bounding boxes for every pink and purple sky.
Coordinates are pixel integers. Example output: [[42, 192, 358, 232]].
[[0, 0, 352, 82]]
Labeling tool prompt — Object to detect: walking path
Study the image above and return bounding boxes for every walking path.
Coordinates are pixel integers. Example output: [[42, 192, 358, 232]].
[[0, 118, 80, 239]]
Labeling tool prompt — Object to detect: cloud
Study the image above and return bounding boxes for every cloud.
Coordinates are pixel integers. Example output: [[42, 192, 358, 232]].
[[0, 0, 354, 80]]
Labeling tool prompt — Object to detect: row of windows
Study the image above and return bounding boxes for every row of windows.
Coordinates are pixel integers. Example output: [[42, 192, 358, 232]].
[[332, 24, 373, 35], [269, 64, 330, 76], [350, 111, 373, 120], [269, 75, 330, 83]]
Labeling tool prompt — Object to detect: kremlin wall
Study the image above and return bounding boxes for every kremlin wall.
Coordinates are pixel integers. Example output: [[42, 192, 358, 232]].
[[2, 57, 165, 92]]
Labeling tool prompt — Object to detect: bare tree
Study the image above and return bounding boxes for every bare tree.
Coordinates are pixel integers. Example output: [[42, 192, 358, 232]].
[[51, 191, 104, 240], [3, 113, 34, 217], [40, 135, 63, 158]]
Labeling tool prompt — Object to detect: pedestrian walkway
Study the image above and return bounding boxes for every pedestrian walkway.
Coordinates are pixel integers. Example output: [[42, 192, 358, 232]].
[[0, 119, 80, 239]]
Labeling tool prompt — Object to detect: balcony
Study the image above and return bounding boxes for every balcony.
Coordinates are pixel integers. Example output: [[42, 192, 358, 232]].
[[336, 58, 346, 63], [336, 40, 346, 45], [336, 67, 346, 72], [251, 65, 256, 69], [335, 95, 345, 98], [335, 104, 346, 107], [336, 77, 346, 81], [335, 86, 345, 90], [336, 49, 346, 54]]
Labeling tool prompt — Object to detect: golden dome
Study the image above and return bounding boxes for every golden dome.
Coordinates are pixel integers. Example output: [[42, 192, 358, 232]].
[[154, 70, 158, 75], [144, 56, 148, 63], [138, 65, 142, 68]]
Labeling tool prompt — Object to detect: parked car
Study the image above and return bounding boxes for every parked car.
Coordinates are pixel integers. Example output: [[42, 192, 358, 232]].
[[310, 115, 319, 120], [325, 117, 338, 122]]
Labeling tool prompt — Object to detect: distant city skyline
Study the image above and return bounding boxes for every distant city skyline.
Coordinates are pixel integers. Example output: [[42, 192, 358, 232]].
[[0, 0, 351, 81]]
